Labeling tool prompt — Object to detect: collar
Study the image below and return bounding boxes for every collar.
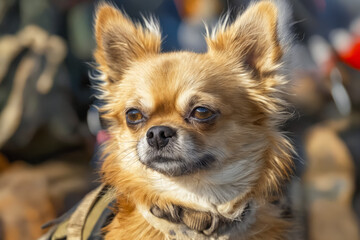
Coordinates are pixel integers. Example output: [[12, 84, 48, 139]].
[[141, 201, 254, 239]]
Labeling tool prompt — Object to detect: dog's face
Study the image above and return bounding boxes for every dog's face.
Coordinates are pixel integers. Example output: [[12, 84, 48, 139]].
[[116, 52, 268, 179], [94, 1, 292, 210]]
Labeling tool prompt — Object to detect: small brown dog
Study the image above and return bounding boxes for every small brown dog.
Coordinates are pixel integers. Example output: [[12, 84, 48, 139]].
[[94, 1, 294, 239]]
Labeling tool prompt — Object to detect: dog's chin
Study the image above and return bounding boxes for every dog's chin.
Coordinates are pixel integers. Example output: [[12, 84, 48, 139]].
[[140, 154, 216, 177]]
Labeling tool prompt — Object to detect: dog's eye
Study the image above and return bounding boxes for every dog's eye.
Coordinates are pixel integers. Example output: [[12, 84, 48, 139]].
[[126, 109, 144, 124], [191, 107, 215, 121]]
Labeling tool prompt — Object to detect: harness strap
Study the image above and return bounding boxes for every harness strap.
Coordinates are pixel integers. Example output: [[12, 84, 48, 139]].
[[67, 184, 106, 239], [39, 184, 115, 240]]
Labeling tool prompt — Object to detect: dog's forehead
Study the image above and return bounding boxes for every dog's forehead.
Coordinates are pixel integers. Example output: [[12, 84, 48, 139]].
[[124, 52, 222, 109], [142, 52, 208, 89]]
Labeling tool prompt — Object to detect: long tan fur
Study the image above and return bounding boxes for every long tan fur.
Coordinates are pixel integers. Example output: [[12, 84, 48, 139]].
[[93, 1, 294, 239]]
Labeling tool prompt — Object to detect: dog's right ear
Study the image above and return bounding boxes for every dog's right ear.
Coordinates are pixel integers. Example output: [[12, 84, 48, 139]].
[[94, 3, 161, 81]]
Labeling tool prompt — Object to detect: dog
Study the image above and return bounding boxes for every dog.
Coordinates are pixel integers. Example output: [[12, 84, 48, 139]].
[[93, 1, 294, 239]]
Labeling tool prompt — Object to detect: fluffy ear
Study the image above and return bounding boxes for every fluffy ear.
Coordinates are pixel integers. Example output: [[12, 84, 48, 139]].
[[94, 3, 161, 80], [207, 1, 287, 74]]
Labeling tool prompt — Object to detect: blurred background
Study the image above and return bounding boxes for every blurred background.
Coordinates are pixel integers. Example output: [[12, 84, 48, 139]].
[[0, 0, 359, 239]]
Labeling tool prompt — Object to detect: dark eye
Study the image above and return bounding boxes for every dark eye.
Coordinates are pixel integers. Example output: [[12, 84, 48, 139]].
[[191, 107, 215, 121], [126, 109, 145, 124]]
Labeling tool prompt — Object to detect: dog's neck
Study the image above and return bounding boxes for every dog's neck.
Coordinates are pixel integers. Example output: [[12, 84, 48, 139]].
[[138, 200, 256, 240], [149, 164, 258, 213]]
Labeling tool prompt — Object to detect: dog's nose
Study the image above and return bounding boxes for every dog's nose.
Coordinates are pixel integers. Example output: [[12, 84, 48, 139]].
[[146, 126, 176, 150]]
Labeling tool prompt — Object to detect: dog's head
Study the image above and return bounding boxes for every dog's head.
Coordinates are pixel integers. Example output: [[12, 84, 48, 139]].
[[94, 1, 293, 214]]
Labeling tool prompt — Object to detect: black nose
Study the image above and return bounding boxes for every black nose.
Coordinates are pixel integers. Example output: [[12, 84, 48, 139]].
[[146, 126, 176, 150]]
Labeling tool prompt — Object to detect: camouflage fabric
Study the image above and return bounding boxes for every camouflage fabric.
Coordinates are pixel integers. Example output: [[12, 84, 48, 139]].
[[40, 185, 115, 240]]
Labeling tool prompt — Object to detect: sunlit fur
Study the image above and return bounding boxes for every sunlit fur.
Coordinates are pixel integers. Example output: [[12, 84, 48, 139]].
[[93, 1, 294, 239]]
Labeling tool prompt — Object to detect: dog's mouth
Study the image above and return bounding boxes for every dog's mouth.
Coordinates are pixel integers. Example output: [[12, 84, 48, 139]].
[[141, 154, 216, 177]]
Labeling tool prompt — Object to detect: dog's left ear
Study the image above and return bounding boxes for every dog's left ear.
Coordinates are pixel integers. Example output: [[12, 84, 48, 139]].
[[207, 1, 288, 74]]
